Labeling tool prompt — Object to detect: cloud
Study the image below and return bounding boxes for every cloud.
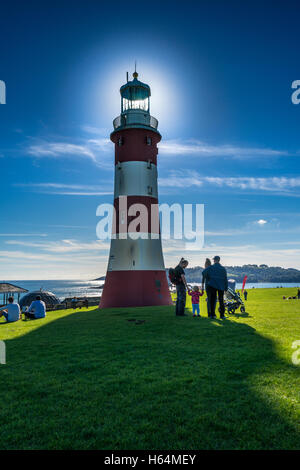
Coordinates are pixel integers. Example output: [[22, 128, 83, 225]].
[[255, 219, 268, 225], [24, 136, 289, 171], [2, 236, 300, 279], [239, 211, 300, 218], [204, 176, 300, 191], [205, 229, 253, 236], [52, 192, 112, 196], [16, 174, 300, 197], [159, 170, 203, 188], [159, 170, 300, 195], [81, 125, 110, 135], [26, 138, 113, 168], [87, 138, 111, 151], [46, 224, 93, 229], [0, 233, 48, 237], [28, 142, 96, 160], [206, 223, 300, 237], [5, 239, 110, 253], [158, 139, 289, 159], [0, 239, 110, 279], [15, 182, 113, 196], [162, 239, 300, 269]]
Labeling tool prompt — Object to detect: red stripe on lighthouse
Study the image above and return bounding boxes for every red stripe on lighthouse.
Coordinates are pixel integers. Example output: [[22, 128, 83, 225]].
[[112, 196, 160, 235], [112, 128, 160, 165]]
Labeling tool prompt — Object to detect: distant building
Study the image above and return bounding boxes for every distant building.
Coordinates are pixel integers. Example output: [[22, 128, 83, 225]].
[[20, 290, 60, 310], [0, 282, 28, 305]]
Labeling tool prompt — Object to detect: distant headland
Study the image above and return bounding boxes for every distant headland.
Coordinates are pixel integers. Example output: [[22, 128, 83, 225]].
[[184, 264, 300, 283]]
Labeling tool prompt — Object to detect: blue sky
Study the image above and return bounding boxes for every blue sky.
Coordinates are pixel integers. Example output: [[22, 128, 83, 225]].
[[0, 0, 300, 279]]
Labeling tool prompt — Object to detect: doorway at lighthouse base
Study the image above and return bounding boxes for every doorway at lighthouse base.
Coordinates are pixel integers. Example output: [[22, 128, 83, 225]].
[[100, 270, 173, 308]]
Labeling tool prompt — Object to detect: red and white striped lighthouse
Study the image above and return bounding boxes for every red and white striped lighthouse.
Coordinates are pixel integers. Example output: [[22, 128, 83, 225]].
[[100, 70, 172, 308]]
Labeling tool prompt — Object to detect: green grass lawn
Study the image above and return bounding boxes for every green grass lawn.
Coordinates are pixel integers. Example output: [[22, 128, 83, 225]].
[[0, 287, 299, 450]]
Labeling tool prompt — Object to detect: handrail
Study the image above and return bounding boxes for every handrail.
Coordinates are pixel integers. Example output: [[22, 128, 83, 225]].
[[113, 113, 158, 131]]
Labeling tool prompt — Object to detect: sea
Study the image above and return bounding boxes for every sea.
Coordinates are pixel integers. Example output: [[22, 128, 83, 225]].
[[7, 280, 105, 301], [5, 280, 300, 301]]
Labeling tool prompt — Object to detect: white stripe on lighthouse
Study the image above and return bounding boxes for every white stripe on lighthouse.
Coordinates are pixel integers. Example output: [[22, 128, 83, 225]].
[[114, 161, 158, 198], [107, 236, 165, 271]]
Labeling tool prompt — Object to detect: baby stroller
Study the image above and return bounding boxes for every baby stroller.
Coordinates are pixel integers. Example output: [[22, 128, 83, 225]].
[[223, 279, 245, 314]]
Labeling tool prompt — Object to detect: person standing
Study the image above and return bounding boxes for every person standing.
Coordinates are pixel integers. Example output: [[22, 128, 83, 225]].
[[244, 290, 248, 301], [202, 256, 228, 319], [201, 258, 212, 317], [188, 286, 204, 317], [175, 258, 189, 316]]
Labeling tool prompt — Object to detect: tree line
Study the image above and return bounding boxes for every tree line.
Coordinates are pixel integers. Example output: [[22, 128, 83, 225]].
[[183, 264, 300, 283]]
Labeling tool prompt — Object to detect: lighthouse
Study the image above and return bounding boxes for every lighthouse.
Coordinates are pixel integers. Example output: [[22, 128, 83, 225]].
[[100, 70, 172, 308]]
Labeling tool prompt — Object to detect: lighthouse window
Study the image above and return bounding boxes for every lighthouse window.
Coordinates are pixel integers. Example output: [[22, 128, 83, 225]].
[[146, 136, 152, 146], [122, 97, 149, 111], [118, 137, 123, 146]]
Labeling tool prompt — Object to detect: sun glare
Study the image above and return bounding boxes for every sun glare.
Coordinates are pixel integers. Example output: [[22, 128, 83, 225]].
[[97, 61, 181, 132]]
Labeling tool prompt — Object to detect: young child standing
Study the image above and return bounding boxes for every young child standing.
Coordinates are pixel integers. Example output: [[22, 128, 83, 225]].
[[188, 286, 203, 317]]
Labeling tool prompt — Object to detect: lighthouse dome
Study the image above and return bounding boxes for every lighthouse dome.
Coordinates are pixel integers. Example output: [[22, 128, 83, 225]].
[[112, 70, 160, 135], [120, 72, 150, 100], [120, 71, 150, 112]]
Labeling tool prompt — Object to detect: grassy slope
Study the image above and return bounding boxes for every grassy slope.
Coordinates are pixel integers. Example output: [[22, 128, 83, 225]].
[[0, 288, 299, 450]]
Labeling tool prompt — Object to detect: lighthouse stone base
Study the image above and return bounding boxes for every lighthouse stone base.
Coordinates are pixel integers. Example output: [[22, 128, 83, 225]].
[[100, 270, 172, 308]]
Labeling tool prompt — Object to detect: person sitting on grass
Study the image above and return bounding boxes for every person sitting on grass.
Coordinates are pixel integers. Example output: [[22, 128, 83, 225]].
[[24, 295, 46, 320], [0, 296, 21, 323], [188, 286, 203, 317]]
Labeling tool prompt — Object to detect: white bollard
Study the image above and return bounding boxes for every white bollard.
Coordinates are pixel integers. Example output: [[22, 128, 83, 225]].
[[0, 340, 6, 364]]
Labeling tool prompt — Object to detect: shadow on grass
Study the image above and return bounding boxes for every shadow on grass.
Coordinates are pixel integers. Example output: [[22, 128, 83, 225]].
[[228, 311, 252, 318], [0, 306, 299, 450]]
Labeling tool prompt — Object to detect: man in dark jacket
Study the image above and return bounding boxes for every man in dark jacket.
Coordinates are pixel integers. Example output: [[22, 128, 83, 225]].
[[202, 255, 228, 319], [175, 258, 189, 316]]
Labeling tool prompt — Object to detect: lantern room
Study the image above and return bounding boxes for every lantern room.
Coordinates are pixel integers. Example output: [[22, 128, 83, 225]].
[[120, 71, 150, 113], [112, 70, 159, 135]]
